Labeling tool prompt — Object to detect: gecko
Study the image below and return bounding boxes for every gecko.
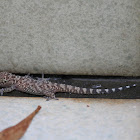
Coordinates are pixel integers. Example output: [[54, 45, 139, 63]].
[[0, 72, 137, 100]]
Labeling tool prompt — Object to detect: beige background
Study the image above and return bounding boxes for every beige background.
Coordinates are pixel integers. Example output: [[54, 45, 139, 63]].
[[0, 0, 140, 76]]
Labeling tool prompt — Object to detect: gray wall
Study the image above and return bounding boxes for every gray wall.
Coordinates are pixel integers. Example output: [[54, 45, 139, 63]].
[[0, 0, 139, 76]]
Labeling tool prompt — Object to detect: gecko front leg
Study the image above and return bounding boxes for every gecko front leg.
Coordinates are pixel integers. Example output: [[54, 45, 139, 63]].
[[0, 86, 15, 96]]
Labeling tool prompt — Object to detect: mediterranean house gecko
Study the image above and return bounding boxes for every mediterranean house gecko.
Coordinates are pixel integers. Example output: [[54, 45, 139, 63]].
[[0, 72, 137, 100]]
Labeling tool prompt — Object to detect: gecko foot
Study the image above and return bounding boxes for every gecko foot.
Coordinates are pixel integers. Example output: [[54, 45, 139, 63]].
[[43, 96, 59, 101], [0, 88, 4, 96]]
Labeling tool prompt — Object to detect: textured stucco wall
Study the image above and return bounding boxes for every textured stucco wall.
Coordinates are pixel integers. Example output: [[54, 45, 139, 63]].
[[0, 0, 139, 76]]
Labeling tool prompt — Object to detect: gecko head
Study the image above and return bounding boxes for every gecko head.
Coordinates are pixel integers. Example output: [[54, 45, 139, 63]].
[[0, 72, 13, 87]]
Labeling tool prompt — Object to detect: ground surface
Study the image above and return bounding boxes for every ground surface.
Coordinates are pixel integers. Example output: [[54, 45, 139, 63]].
[[0, 97, 139, 140]]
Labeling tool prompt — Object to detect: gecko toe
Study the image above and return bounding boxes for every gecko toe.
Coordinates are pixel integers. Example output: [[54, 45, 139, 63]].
[[43, 96, 50, 101], [43, 95, 59, 101], [54, 97, 59, 100]]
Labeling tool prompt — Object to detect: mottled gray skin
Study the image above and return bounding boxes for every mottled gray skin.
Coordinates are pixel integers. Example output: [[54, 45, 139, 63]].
[[0, 72, 137, 100]]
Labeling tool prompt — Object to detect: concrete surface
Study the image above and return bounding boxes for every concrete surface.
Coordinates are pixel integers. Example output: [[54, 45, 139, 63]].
[[0, 0, 140, 76], [0, 97, 140, 140]]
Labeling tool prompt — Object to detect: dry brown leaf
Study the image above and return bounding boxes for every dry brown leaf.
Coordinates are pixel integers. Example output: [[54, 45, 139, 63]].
[[0, 105, 41, 140]]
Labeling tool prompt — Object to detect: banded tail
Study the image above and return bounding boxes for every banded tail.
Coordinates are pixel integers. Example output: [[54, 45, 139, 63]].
[[57, 84, 137, 94]]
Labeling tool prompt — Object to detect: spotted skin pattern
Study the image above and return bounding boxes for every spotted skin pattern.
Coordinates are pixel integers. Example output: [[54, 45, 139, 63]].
[[0, 72, 137, 100]]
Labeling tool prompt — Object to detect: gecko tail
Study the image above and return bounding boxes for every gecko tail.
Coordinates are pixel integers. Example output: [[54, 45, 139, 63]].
[[58, 83, 137, 95], [89, 84, 137, 94], [67, 84, 137, 94]]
